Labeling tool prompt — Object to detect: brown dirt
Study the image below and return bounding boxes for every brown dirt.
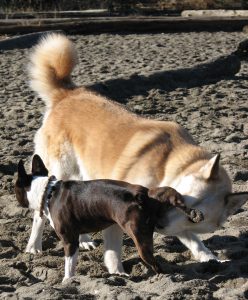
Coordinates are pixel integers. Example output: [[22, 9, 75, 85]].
[[0, 31, 247, 299]]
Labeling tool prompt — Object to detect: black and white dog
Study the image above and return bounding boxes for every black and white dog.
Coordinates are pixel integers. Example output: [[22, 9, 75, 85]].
[[15, 155, 203, 281]]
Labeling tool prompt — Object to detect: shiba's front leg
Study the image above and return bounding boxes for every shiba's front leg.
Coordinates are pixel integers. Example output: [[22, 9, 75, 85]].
[[177, 231, 220, 262], [26, 210, 46, 253], [103, 224, 128, 275]]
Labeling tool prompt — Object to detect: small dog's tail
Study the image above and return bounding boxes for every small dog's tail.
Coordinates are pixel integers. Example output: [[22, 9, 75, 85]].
[[148, 187, 204, 223], [29, 33, 78, 108]]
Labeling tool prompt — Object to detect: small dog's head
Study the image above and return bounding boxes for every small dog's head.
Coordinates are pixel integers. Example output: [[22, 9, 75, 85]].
[[15, 155, 48, 208]]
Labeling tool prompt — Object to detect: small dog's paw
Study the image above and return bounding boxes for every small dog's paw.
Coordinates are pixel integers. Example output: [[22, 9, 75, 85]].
[[149, 273, 164, 283], [25, 244, 42, 254], [79, 241, 97, 250], [151, 262, 162, 274]]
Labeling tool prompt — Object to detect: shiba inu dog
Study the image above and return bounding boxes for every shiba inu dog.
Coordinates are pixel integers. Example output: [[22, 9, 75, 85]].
[[26, 33, 247, 275], [15, 155, 203, 281]]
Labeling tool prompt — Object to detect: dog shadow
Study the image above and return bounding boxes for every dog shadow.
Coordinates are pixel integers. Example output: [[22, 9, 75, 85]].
[[120, 233, 247, 283], [120, 254, 231, 284], [87, 53, 245, 104], [204, 234, 248, 261]]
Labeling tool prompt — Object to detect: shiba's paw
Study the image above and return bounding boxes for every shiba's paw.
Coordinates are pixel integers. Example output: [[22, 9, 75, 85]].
[[25, 243, 42, 254], [62, 276, 71, 283], [62, 277, 79, 285], [216, 259, 230, 263], [198, 252, 219, 262], [199, 255, 230, 263], [79, 234, 97, 250], [79, 241, 97, 250], [113, 271, 129, 277]]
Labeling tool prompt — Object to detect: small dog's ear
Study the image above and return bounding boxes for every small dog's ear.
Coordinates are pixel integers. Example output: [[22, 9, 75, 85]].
[[17, 159, 27, 178], [32, 154, 48, 176]]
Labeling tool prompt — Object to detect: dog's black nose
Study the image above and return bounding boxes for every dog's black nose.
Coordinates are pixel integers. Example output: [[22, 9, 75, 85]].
[[50, 175, 57, 181], [155, 223, 165, 229], [188, 209, 204, 223], [51, 186, 56, 192]]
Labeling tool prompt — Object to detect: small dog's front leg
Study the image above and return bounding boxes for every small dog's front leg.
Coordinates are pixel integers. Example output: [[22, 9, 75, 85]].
[[26, 210, 46, 254], [125, 224, 161, 274], [63, 243, 79, 282], [134, 240, 160, 273]]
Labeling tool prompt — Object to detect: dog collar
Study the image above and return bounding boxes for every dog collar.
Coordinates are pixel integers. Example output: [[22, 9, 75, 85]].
[[39, 175, 57, 217]]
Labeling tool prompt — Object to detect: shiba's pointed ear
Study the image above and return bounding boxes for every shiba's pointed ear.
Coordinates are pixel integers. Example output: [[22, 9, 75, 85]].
[[32, 154, 48, 176], [225, 192, 248, 216], [200, 154, 220, 180], [17, 159, 27, 178]]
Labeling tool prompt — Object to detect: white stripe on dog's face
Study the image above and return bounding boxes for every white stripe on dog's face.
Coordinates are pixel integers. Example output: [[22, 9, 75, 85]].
[[26, 176, 56, 230], [27, 177, 49, 211]]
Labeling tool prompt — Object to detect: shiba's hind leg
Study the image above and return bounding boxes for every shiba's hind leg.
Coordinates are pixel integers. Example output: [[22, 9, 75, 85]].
[[103, 224, 127, 275]]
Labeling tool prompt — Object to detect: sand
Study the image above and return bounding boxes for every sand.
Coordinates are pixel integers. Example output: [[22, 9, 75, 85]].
[[0, 31, 247, 299]]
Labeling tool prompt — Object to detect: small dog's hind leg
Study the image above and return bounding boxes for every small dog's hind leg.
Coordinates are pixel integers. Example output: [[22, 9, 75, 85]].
[[26, 210, 46, 254], [63, 244, 79, 282], [103, 224, 127, 275], [79, 234, 97, 250]]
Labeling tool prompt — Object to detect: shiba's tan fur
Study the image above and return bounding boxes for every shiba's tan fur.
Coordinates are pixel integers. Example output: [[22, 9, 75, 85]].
[[27, 34, 247, 273]]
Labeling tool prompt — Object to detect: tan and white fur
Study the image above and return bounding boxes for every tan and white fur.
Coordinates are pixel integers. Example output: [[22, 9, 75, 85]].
[[26, 33, 248, 274]]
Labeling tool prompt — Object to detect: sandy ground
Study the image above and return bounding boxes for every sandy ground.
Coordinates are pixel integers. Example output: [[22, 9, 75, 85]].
[[0, 31, 247, 299]]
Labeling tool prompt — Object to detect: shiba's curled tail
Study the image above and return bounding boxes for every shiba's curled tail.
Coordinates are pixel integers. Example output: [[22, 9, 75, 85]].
[[29, 33, 78, 107]]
